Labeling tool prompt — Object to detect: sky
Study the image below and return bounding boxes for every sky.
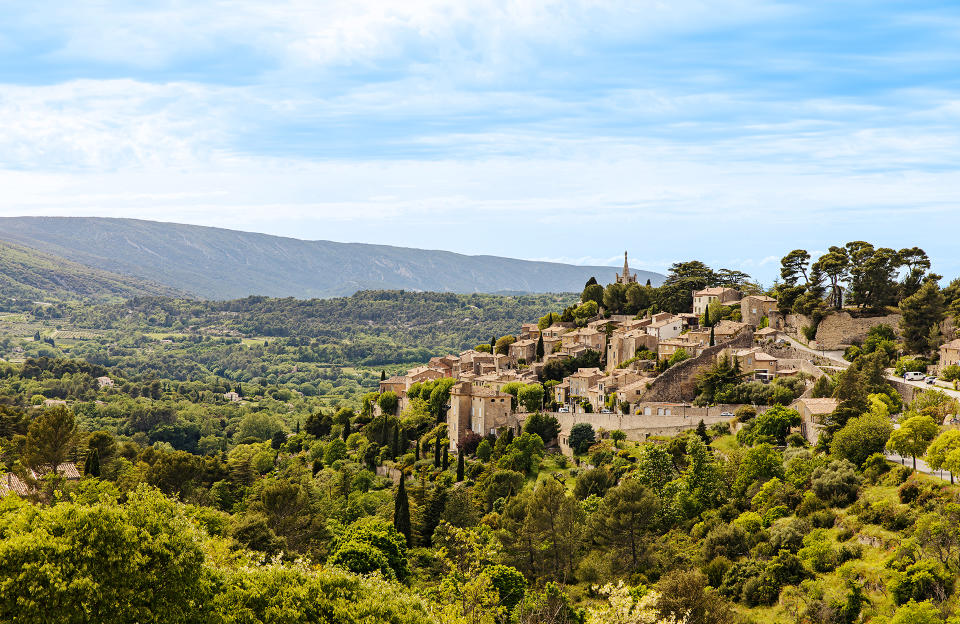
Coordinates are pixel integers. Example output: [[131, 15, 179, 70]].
[[2, 1, 960, 285]]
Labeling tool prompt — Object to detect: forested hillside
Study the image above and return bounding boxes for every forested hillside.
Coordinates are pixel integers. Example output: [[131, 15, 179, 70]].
[[0, 239, 181, 304], [0, 217, 664, 299]]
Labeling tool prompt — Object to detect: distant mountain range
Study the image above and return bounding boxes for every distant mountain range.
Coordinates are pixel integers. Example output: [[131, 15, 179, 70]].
[[0, 217, 664, 300]]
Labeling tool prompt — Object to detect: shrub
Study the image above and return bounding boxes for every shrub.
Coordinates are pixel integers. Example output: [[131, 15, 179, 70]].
[[720, 560, 764, 602], [768, 518, 807, 554], [327, 540, 393, 578], [898, 480, 921, 504], [703, 556, 733, 588], [568, 423, 596, 455], [810, 509, 836, 529], [838, 542, 863, 564], [811, 460, 861, 507], [573, 468, 614, 500], [889, 559, 954, 605], [703, 524, 750, 561], [483, 564, 527, 612]]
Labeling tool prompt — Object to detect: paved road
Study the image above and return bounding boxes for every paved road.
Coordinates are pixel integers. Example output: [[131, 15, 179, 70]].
[[783, 335, 849, 367], [886, 452, 957, 484], [886, 375, 960, 401]]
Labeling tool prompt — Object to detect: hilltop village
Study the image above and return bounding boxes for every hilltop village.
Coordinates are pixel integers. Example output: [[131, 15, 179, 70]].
[[378, 252, 942, 454]]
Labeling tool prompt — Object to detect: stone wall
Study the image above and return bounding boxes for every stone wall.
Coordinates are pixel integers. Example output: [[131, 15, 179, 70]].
[[523, 405, 755, 454], [639, 331, 755, 402], [814, 312, 901, 350]]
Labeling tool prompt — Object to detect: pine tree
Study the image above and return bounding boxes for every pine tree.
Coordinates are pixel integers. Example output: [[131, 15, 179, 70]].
[[695, 420, 709, 443], [83, 447, 100, 477], [394, 476, 412, 546], [442, 445, 449, 470], [415, 436, 421, 460], [456, 451, 465, 482], [646, 279, 652, 287], [709, 325, 715, 347]]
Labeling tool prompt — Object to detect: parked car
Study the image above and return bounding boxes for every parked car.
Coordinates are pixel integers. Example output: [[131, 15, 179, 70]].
[[904, 371, 925, 381], [720, 411, 734, 418], [926, 376, 937, 384], [558, 407, 570, 413], [600, 408, 612, 414]]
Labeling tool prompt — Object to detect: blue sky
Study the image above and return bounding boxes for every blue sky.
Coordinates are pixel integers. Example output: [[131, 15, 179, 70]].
[[1, 1, 960, 284]]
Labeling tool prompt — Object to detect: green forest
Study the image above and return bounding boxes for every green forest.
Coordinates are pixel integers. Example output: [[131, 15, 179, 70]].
[[3, 242, 960, 622]]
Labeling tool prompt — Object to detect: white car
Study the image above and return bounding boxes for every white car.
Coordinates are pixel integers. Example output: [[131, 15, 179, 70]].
[[926, 376, 937, 385], [558, 407, 570, 413], [904, 371, 925, 381], [600, 408, 612, 414]]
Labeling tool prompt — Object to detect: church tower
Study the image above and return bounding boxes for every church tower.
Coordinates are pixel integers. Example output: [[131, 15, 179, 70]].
[[616, 251, 637, 285]]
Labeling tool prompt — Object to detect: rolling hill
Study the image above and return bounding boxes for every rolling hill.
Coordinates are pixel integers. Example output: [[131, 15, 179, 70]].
[[0, 238, 183, 301], [0, 217, 664, 299]]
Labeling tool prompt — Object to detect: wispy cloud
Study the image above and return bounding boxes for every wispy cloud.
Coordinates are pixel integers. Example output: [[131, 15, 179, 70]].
[[2, 1, 960, 282]]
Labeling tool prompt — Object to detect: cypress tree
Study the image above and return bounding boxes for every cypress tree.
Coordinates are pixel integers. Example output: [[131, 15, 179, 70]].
[[536, 334, 545, 361], [433, 434, 441, 468], [442, 445, 449, 470], [381, 370, 386, 381], [646, 279, 651, 287], [295, 420, 300, 434], [391, 426, 400, 459], [394, 476, 412, 546], [456, 451, 465, 482], [703, 305, 711, 327], [490, 336, 496, 353], [83, 447, 100, 477], [709, 325, 715, 347], [415, 437, 421, 460], [235, 383, 243, 397], [421, 485, 447, 546]]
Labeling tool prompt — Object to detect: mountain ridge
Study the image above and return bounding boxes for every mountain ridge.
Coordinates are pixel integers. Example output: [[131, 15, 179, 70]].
[[0, 216, 664, 300]]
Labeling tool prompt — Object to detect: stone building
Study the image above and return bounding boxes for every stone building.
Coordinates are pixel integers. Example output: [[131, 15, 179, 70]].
[[447, 381, 514, 450], [741, 295, 779, 327], [692, 287, 741, 316]]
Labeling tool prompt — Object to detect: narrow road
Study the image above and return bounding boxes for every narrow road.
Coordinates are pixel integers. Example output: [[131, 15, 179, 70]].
[[783, 335, 849, 367], [886, 375, 960, 401], [886, 452, 956, 484]]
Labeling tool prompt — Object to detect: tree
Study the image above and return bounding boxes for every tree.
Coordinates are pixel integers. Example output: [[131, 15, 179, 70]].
[[518, 384, 545, 413], [456, 451, 465, 482], [898, 247, 933, 300], [523, 412, 560, 445], [536, 335, 545, 361], [393, 477, 412, 546], [525, 477, 582, 580], [23, 405, 78, 475], [830, 412, 893, 467], [568, 423, 595, 454], [846, 242, 902, 310], [270, 429, 286, 450], [812, 246, 850, 310], [495, 336, 516, 355], [926, 429, 960, 483], [826, 367, 869, 433], [610, 430, 626, 448], [887, 414, 940, 470], [381, 370, 386, 381], [582, 283, 604, 308], [595, 478, 657, 569], [780, 250, 812, 287], [378, 391, 399, 415], [83, 447, 100, 477], [899, 281, 945, 354]]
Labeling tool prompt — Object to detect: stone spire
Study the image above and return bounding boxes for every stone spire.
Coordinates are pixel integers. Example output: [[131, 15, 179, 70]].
[[622, 251, 630, 279]]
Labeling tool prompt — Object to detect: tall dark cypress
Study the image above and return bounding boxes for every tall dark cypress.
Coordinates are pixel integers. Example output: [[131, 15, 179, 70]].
[[83, 447, 100, 477], [415, 437, 421, 460], [421, 485, 447, 546], [381, 370, 386, 381], [703, 305, 711, 327], [456, 451, 465, 482], [709, 325, 715, 347], [391, 427, 400, 459], [490, 336, 496, 353], [536, 334, 545, 361], [394, 476, 412, 546], [442, 445, 449, 470], [433, 434, 441, 468]]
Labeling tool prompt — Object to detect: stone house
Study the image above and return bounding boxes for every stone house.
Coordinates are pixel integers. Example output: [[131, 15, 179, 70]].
[[754, 327, 785, 343], [447, 381, 514, 450], [741, 295, 779, 327], [645, 315, 683, 341], [940, 339, 960, 368], [96, 376, 114, 388], [616, 378, 651, 407], [560, 327, 605, 352], [567, 368, 604, 401], [657, 337, 704, 361], [794, 397, 839, 445], [687, 320, 750, 345], [508, 339, 538, 364], [379, 376, 408, 397], [606, 329, 659, 370], [692, 287, 741, 316], [519, 324, 541, 341], [718, 347, 780, 382]]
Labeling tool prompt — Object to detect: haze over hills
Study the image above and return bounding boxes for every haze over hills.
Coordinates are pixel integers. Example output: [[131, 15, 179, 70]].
[[0, 238, 182, 301], [0, 217, 664, 300]]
